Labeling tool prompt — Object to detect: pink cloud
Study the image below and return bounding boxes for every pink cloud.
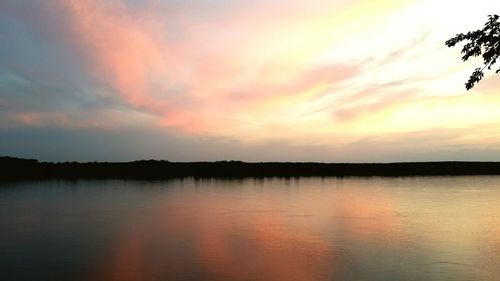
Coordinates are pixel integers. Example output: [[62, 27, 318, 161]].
[[10, 110, 125, 129], [56, 0, 172, 111], [332, 87, 421, 122], [43, 0, 363, 135], [227, 63, 360, 104]]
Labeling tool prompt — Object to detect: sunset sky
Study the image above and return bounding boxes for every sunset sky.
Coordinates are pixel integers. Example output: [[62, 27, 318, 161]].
[[1, 0, 500, 162]]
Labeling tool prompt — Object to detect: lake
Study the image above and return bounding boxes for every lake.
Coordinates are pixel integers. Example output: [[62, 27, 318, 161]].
[[1, 177, 500, 281]]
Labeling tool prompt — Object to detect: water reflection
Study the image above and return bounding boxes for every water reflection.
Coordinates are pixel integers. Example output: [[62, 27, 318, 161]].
[[1, 177, 500, 281]]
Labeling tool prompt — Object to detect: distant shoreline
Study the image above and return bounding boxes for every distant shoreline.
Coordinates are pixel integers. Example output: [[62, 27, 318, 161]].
[[2, 156, 500, 180]]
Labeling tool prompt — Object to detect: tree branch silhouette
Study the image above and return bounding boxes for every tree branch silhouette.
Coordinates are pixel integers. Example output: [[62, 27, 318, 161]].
[[445, 14, 500, 90]]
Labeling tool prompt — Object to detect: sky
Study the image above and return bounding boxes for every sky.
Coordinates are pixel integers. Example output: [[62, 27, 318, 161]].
[[1, 0, 500, 162]]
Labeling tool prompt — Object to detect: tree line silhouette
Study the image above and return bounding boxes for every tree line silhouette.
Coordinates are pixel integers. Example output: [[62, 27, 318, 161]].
[[2, 156, 500, 180]]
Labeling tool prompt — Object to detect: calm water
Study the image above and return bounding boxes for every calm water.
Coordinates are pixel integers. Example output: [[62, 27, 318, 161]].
[[1, 177, 500, 281]]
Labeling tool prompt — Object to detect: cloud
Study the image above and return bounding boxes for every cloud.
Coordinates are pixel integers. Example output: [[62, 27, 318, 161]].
[[2, 0, 500, 161], [0, 0, 421, 134]]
